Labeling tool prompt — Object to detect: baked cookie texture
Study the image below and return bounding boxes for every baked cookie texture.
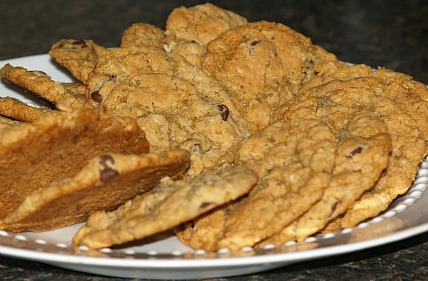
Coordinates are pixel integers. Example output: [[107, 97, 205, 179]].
[[85, 45, 250, 175], [49, 39, 107, 84], [0, 115, 19, 131], [0, 108, 151, 227], [120, 23, 165, 49], [274, 77, 425, 231], [261, 112, 392, 245], [0, 2, 427, 252], [1, 150, 190, 232], [165, 3, 247, 66], [0, 63, 86, 107], [202, 21, 340, 132], [299, 63, 428, 149], [99, 72, 249, 175], [176, 118, 338, 250], [0, 96, 50, 122], [73, 164, 257, 249]]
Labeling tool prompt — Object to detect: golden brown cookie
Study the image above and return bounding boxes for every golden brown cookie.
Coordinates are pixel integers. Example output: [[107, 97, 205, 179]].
[[0, 63, 86, 108], [84, 45, 250, 175], [72, 164, 257, 249], [0, 115, 19, 131], [49, 39, 107, 84], [300, 63, 428, 150], [260, 112, 391, 245], [85, 46, 175, 104], [1, 150, 190, 232], [87, 45, 249, 133], [202, 21, 339, 132], [0, 107, 149, 224], [121, 23, 165, 49], [176, 118, 338, 251], [86, 45, 245, 115], [275, 80, 425, 231], [100, 72, 250, 175], [0, 96, 51, 122], [165, 3, 247, 66]]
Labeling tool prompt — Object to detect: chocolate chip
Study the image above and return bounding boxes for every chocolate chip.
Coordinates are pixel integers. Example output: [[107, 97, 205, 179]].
[[90, 90, 103, 103], [184, 221, 195, 229], [71, 39, 88, 48], [346, 146, 364, 159], [330, 200, 340, 217], [250, 40, 261, 47], [99, 155, 119, 182], [199, 202, 214, 210], [217, 104, 229, 121]]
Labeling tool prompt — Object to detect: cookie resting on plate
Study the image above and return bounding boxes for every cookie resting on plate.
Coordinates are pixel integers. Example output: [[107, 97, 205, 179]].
[[274, 75, 426, 231], [176, 118, 338, 251], [0, 107, 152, 231], [1, 150, 190, 232], [73, 164, 257, 249]]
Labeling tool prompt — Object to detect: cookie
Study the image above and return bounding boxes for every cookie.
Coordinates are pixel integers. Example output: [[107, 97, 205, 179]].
[[165, 3, 247, 65], [85, 46, 175, 104], [300, 63, 428, 150], [100, 72, 250, 175], [1, 150, 190, 232], [0, 107, 150, 223], [202, 21, 339, 131], [0, 63, 86, 108], [61, 82, 87, 99], [0, 96, 50, 122], [275, 80, 426, 230], [84, 45, 250, 175], [86, 45, 243, 112], [87, 45, 249, 131], [176, 118, 338, 251], [260, 112, 391, 245], [49, 39, 107, 84], [121, 23, 165, 49], [0, 115, 19, 131], [72, 164, 257, 249]]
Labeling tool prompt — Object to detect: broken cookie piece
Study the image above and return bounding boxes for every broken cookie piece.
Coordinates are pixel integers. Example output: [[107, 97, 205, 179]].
[[0, 150, 190, 232], [0, 107, 150, 226]]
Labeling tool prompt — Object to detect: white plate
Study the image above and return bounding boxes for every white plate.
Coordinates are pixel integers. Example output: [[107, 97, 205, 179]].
[[1, 55, 428, 280]]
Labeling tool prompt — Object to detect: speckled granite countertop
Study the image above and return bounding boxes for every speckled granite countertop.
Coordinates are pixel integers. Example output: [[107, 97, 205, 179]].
[[0, 0, 427, 280]]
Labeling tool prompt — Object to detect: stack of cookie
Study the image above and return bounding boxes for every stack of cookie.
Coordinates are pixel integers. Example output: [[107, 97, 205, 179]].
[[0, 3, 427, 251]]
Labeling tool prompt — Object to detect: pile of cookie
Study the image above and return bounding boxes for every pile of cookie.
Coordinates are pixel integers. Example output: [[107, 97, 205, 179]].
[[1, 3, 427, 251]]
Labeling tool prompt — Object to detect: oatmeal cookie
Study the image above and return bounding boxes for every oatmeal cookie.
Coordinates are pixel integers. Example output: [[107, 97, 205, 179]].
[[260, 112, 391, 245], [202, 21, 339, 131], [72, 164, 257, 249], [0, 96, 50, 122], [86, 45, 244, 114], [300, 63, 428, 149], [85, 45, 249, 175], [100, 72, 249, 175], [176, 118, 338, 250], [275, 80, 425, 230], [85, 46, 176, 105], [0, 115, 19, 131], [49, 39, 107, 84], [165, 3, 247, 65], [121, 23, 165, 49], [0, 64, 86, 108]]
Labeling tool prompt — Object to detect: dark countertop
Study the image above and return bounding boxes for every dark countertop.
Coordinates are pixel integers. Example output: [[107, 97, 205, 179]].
[[0, 0, 427, 280]]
